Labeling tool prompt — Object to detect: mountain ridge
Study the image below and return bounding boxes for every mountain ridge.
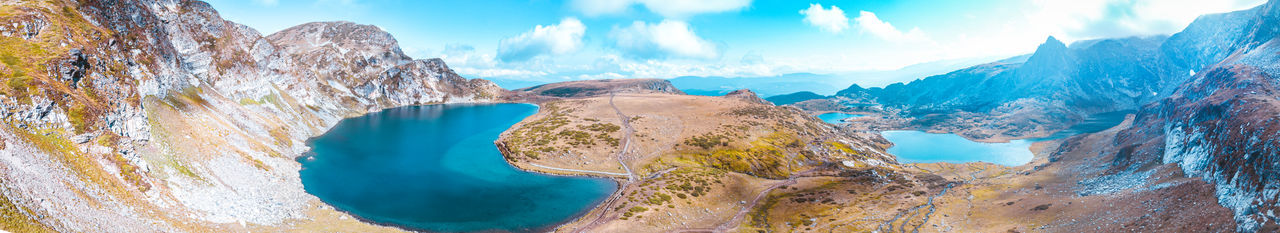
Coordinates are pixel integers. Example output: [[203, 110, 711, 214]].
[[0, 0, 503, 231], [809, 1, 1280, 230]]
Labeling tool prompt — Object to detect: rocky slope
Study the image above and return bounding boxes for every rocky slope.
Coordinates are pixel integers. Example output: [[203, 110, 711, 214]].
[[0, 0, 499, 231], [1103, 1, 1280, 229], [828, 35, 1187, 139], [1119, 65, 1280, 232], [815, 0, 1280, 231]]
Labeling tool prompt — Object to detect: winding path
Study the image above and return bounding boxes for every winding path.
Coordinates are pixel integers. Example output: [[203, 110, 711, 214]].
[[668, 169, 818, 233], [610, 92, 637, 181], [569, 92, 639, 232], [715, 177, 798, 232]]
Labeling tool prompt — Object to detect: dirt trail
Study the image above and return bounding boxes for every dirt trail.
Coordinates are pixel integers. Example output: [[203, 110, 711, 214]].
[[714, 178, 798, 232], [875, 166, 984, 233], [527, 163, 631, 177], [568, 93, 638, 232], [610, 93, 637, 181], [674, 169, 818, 233]]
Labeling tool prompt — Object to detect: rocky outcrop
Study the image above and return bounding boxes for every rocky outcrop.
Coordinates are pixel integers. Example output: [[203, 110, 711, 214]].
[[722, 89, 770, 105], [0, 0, 500, 231]]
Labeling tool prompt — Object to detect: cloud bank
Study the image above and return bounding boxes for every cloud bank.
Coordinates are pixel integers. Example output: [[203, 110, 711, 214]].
[[854, 11, 926, 42], [497, 18, 587, 62], [610, 20, 720, 59]]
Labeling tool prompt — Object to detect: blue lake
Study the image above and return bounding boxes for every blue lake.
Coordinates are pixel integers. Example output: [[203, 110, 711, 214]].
[[882, 111, 1131, 166], [817, 112, 865, 124], [1035, 110, 1133, 141], [881, 131, 1036, 166], [298, 103, 617, 232]]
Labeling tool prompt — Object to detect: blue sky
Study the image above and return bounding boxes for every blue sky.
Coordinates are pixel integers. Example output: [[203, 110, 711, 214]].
[[205, 0, 1265, 85]]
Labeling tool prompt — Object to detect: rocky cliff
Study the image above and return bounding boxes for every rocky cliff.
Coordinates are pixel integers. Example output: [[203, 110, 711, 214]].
[[1106, 1, 1280, 230], [0, 0, 500, 231]]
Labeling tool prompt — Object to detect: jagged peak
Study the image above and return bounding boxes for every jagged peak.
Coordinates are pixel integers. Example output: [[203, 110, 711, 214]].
[[1020, 35, 1074, 70], [1037, 36, 1068, 52]]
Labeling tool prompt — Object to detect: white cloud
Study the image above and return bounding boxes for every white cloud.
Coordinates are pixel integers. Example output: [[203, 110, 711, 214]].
[[571, 0, 752, 18], [497, 18, 587, 62], [1028, 0, 1265, 41], [800, 3, 849, 33], [854, 11, 926, 41], [610, 20, 720, 59]]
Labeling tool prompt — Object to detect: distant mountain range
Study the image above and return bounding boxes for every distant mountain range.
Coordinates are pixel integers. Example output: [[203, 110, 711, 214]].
[[668, 57, 1002, 98], [486, 56, 998, 98], [835, 35, 1184, 117], [669, 73, 843, 97], [762, 91, 824, 105]]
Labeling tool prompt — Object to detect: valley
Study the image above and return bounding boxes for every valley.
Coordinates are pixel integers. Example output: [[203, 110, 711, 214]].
[[0, 0, 1276, 232]]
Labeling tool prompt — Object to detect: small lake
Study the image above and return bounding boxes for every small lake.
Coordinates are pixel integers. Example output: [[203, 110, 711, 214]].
[[817, 112, 865, 124], [881, 131, 1035, 166], [1035, 110, 1132, 141], [299, 103, 617, 232], [882, 111, 1131, 166]]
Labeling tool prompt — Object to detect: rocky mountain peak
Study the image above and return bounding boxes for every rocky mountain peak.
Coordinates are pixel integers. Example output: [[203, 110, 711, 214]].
[[1018, 35, 1076, 79], [1032, 36, 1069, 57], [267, 21, 407, 60], [724, 89, 771, 105]]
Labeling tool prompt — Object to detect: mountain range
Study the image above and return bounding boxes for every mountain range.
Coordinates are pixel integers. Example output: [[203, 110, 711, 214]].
[[785, 1, 1280, 230]]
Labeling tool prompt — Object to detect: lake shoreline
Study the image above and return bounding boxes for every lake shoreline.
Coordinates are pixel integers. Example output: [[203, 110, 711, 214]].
[[299, 103, 618, 233]]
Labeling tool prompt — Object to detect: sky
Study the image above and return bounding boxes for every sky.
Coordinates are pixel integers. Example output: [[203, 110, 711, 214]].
[[204, 0, 1266, 85]]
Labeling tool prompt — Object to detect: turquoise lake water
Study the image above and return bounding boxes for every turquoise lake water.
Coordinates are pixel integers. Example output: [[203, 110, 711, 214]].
[[881, 131, 1036, 166], [298, 103, 617, 232], [817, 112, 865, 124], [882, 111, 1131, 166]]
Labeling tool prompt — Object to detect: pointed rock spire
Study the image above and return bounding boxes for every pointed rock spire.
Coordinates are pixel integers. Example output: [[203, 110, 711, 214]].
[[1035, 36, 1068, 54]]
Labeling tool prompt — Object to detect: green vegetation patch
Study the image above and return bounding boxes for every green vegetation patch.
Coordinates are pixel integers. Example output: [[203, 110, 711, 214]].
[[726, 106, 791, 119], [621, 206, 648, 219], [684, 131, 806, 179], [504, 101, 621, 159], [0, 36, 52, 100], [66, 104, 92, 133], [268, 127, 292, 147], [579, 123, 620, 133], [162, 87, 211, 111], [683, 133, 731, 149], [556, 130, 594, 146], [0, 190, 52, 233]]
